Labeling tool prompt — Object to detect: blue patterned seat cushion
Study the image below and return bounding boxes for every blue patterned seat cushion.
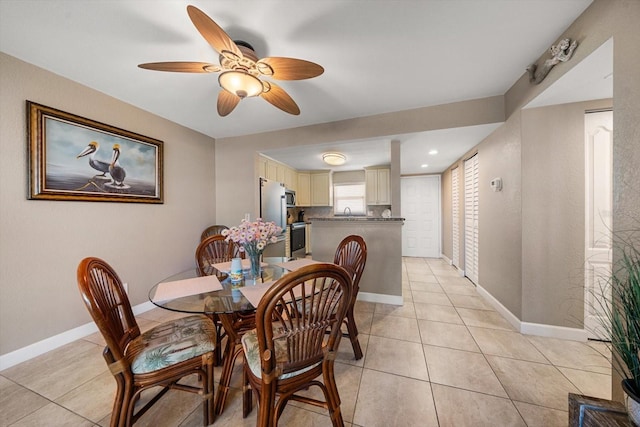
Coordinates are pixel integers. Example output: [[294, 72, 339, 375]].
[[241, 327, 320, 380], [128, 315, 216, 374]]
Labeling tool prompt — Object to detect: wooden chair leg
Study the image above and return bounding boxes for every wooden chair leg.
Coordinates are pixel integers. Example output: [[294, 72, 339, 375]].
[[242, 367, 253, 418], [109, 378, 126, 427], [345, 311, 363, 360], [257, 382, 277, 427], [203, 354, 215, 426], [323, 366, 345, 427]]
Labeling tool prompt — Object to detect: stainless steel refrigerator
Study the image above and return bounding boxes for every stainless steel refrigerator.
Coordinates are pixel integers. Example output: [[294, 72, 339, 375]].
[[259, 178, 286, 257]]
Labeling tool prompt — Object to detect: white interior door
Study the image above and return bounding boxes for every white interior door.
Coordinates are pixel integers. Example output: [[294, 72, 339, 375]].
[[584, 110, 613, 339], [452, 167, 460, 268], [401, 175, 441, 257], [464, 155, 479, 284]]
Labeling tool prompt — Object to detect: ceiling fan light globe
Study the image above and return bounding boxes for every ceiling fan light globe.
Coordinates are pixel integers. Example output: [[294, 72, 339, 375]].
[[218, 71, 263, 98]]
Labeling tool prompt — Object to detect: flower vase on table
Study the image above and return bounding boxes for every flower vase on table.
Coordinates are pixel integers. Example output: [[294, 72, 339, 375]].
[[245, 248, 263, 281], [222, 217, 282, 284]]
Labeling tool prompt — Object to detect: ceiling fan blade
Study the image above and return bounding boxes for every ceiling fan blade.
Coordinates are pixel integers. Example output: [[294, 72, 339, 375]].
[[138, 61, 220, 73], [187, 5, 241, 58], [260, 82, 300, 115], [217, 89, 241, 116], [256, 57, 324, 80]]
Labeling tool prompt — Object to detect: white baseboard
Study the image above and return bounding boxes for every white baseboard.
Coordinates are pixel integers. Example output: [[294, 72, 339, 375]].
[[358, 292, 403, 306], [0, 301, 155, 371], [475, 284, 587, 342], [132, 301, 156, 316], [475, 284, 522, 331], [520, 322, 588, 341], [441, 254, 452, 265]]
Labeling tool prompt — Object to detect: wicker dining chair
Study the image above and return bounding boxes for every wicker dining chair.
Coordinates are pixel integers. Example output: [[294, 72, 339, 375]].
[[241, 263, 352, 427], [196, 234, 243, 279], [195, 234, 244, 366], [200, 224, 229, 241], [333, 235, 367, 360], [76, 257, 216, 427]]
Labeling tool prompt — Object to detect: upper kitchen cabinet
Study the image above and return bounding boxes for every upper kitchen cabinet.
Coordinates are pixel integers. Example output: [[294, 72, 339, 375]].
[[258, 155, 297, 191], [365, 167, 390, 205], [267, 161, 278, 181], [297, 172, 310, 206], [296, 171, 332, 207], [310, 172, 332, 206], [284, 167, 297, 193]]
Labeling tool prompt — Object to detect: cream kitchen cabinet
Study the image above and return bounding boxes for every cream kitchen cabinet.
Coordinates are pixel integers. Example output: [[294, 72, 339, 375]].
[[259, 155, 296, 190], [365, 167, 391, 205], [266, 160, 278, 181], [296, 171, 331, 206], [310, 172, 332, 206], [284, 167, 297, 192], [297, 173, 310, 206]]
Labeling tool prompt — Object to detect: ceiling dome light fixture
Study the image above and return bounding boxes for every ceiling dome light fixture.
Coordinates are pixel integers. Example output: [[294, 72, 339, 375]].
[[218, 70, 264, 98], [322, 152, 346, 166], [429, 149, 438, 155]]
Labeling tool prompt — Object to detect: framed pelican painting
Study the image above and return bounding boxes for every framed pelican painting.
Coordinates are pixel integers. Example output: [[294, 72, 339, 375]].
[[27, 101, 164, 203]]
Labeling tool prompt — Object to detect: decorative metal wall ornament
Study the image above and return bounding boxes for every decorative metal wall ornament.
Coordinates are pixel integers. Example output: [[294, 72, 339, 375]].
[[526, 38, 578, 84]]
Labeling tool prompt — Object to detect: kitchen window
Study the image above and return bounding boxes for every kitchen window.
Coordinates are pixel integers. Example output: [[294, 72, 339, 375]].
[[333, 183, 366, 215]]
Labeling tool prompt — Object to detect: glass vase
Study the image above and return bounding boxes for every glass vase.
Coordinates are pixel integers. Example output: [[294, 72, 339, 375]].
[[248, 252, 262, 281]]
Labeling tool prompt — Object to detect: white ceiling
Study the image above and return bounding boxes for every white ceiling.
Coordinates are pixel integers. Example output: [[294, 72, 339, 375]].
[[0, 0, 599, 174]]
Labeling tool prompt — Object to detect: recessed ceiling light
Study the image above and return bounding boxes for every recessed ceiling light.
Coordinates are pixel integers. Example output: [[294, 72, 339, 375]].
[[428, 149, 438, 155], [421, 164, 428, 168]]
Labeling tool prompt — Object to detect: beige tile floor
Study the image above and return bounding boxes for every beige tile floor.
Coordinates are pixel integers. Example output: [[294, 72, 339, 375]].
[[1, 257, 612, 426]]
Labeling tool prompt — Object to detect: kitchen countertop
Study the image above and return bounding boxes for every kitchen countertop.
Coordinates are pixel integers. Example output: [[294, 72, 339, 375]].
[[309, 217, 404, 222]]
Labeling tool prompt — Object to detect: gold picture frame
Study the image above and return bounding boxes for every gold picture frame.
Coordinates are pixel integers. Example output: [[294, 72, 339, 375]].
[[27, 101, 164, 203]]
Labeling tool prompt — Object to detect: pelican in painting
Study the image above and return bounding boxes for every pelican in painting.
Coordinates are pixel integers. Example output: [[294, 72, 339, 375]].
[[76, 141, 110, 177], [109, 144, 126, 186]]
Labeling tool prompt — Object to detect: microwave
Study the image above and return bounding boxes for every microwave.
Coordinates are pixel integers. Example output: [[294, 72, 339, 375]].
[[285, 189, 296, 207]]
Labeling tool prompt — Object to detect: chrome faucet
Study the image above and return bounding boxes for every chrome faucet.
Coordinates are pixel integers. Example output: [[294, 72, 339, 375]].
[[344, 207, 352, 217]]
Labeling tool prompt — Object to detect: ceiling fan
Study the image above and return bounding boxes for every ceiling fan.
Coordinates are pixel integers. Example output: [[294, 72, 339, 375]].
[[138, 5, 324, 117]]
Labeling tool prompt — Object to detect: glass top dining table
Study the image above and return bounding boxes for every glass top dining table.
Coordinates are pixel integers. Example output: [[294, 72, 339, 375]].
[[148, 256, 291, 315], [148, 256, 297, 416]]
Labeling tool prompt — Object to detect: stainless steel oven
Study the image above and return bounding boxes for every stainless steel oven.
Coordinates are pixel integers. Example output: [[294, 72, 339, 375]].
[[290, 222, 306, 258]]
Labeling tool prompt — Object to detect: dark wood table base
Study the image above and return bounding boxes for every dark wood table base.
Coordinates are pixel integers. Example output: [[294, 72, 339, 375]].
[[212, 311, 257, 416]]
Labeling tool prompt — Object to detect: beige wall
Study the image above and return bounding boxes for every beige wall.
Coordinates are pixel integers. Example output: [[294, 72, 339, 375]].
[[521, 99, 612, 327], [442, 111, 523, 318], [0, 53, 216, 355], [477, 114, 524, 317]]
